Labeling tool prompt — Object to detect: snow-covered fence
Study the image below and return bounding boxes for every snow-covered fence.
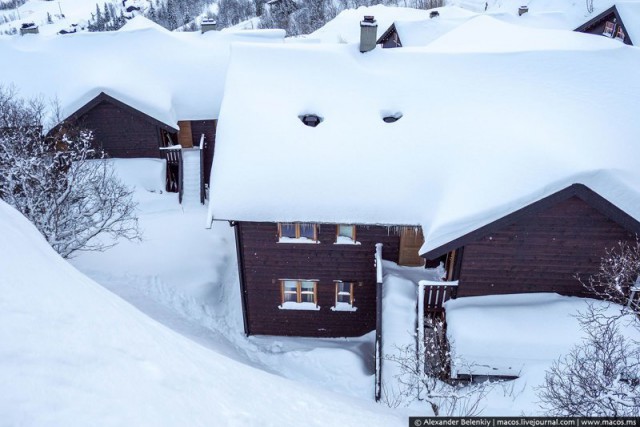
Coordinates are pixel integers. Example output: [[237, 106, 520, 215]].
[[419, 280, 458, 320], [375, 243, 383, 402], [159, 145, 183, 203]]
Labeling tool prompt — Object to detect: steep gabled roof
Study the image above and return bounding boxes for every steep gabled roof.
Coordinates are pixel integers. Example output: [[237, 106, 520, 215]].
[[575, 2, 640, 45], [65, 92, 179, 132], [420, 184, 640, 259]]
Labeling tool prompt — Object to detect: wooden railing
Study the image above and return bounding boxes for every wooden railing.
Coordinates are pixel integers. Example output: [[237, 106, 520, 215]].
[[160, 145, 183, 204]]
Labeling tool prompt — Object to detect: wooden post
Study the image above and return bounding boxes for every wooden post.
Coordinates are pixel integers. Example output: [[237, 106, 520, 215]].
[[375, 243, 383, 402]]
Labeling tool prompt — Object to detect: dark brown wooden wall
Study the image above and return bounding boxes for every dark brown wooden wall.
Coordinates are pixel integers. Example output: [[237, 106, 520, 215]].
[[457, 196, 636, 298], [191, 120, 216, 185], [78, 100, 163, 158], [238, 222, 402, 337]]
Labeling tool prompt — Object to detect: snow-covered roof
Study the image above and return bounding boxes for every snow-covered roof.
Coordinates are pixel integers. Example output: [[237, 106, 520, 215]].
[[0, 20, 284, 129], [207, 27, 640, 257], [382, 9, 476, 47], [303, 5, 471, 44], [425, 14, 617, 52]]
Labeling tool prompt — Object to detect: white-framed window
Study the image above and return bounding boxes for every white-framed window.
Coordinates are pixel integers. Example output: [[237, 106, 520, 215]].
[[335, 225, 360, 245], [279, 279, 320, 310], [603, 21, 616, 37], [331, 280, 358, 312], [616, 26, 626, 41], [277, 223, 319, 243]]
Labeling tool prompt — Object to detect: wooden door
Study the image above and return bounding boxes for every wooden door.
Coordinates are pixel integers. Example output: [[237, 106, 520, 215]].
[[398, 227, 425, 266], [177, 121, 193, 148]]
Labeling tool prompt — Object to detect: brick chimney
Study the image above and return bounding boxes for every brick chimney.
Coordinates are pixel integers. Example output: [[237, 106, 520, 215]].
[[359, 16, 377, 53]]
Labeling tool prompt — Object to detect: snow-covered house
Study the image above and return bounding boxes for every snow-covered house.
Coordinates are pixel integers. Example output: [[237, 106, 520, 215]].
[[375, 6, 475, 48], [0, 17, 284, 199], [207, 18, 640, 339], [575, 2, 640, 45]]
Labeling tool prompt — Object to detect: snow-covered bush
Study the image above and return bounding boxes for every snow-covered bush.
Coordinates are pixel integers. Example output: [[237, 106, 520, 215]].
[[0, 86, 140, 258]]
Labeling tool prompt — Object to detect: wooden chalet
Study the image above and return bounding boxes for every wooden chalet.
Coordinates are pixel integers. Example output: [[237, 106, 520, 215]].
[[234, 222, 428, 337], [57, 92, 217, 202], [207, 35, 640, 343], [575, 3, 640, 45], [421, 184, 640, 306], [0, 18, 285, 203]]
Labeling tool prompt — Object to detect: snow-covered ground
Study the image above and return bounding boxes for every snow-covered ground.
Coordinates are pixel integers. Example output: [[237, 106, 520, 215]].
[[0, 161, 403, 425]]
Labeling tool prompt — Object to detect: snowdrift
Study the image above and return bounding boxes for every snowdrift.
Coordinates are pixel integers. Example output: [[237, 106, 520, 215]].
[[0, 200, 401, 426]]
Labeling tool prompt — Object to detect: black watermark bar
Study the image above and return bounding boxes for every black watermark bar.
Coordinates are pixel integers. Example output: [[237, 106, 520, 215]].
[[409, 417, 640, 427]]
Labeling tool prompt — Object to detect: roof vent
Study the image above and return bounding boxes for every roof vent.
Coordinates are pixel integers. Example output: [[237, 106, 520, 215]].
[[201, 18, 217, 33], [518, 6, 529, 16], [360, 16, 378, 53], [430, 11, 440, 18], [382, 113, 403, 123], [300, 114, 322, 127]]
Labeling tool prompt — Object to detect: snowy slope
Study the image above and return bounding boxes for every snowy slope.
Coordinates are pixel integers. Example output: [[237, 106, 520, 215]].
[[0, 199, 403, 426]]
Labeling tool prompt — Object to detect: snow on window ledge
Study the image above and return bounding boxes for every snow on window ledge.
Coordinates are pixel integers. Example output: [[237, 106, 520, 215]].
[[278, 302, 321, 311], [333, 236, 361, 245], [330, 302, 358, 312], [278, 236, 320, 244]]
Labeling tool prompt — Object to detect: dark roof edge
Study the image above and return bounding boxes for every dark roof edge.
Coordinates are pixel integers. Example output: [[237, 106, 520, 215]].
[[421, 183, 640, 259], [62, 92, 179, 132]]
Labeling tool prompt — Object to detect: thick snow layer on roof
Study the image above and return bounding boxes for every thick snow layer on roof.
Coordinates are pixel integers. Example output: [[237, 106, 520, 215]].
[[445, 293, 640, 377], [0, 25, 284, 129], [425, 14, 618, 52], [0, 199, 402, 425], [207, 37, 640, 255], [304, 5, 472, 44], [615, 2, 640, 44]]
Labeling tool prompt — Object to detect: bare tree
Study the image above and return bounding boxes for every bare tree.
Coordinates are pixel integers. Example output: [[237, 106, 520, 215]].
[[383, 317, 495, 416], [538, 304, 640, 416], [579, 239, 640, 315], [539, 242, 640, 416], [0, 86, 140, 258], [586, 0, 594, 14]]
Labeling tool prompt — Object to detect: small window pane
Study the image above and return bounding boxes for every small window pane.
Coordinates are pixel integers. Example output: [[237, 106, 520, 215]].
[[299, 223, 316, 240], [300, 292, 315, 303], [337, 293, 351, 303], [604, 21, 615, 37], [338, 225, 354, 239], [337, 281, 350, 293], [280, 223, 296, 238], [301, 281, 315, 292], [300, 281, 316, 303], [283, 280, 298, 292]]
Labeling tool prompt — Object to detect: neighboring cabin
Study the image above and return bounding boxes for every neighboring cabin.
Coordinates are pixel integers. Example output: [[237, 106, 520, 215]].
[[207, 18, 640, 340], [0, 16, 285, 200], [575, 2, 640, 45]]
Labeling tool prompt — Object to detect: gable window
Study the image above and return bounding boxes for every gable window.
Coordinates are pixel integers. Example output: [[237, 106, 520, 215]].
[[331, 281, 358, 312], [278, 223, 319, 243], [616, 26, 625, 41], [279, 280, 320, 310], [335, 225, 360, 245], [603, 21, 615, 37]]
